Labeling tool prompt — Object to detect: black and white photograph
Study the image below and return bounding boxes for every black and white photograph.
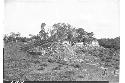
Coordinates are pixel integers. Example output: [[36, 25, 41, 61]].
[[3, 0, 120, 83]]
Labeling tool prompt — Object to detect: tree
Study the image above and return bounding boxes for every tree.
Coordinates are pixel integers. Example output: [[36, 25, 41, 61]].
[[39, 23, 49, 40], [3, 32, 21, 43], [49, 23, 95, 46], [97, 37, 120, 50], [50, 23, 73, 42], [75, 28, 95, 45]]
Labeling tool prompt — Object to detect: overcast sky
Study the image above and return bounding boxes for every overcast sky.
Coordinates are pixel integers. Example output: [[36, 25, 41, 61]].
[[4, 0, 120, 38]]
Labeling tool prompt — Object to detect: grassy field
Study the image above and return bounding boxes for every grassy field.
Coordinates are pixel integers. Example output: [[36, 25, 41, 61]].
[[3, 41, 119, 82]]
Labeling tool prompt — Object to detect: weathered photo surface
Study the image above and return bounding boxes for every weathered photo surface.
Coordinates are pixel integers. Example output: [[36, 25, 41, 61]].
[[4, 0, 120, 83]]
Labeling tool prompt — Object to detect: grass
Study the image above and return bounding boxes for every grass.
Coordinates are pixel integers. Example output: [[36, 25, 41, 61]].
[[3, 41, 119, 82]]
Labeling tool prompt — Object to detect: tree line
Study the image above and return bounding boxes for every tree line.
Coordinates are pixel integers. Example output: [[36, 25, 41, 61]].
[[3, 23, 120, 51]]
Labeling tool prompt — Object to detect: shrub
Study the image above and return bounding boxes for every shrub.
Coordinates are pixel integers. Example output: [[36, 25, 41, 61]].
[[97, 37, 120, 50]]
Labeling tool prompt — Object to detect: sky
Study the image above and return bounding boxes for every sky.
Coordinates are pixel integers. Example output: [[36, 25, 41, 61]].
[[4, 0, 120, 38]]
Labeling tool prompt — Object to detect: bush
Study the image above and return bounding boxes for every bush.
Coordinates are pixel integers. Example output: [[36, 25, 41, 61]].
[[97, 37, 120, 50]]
